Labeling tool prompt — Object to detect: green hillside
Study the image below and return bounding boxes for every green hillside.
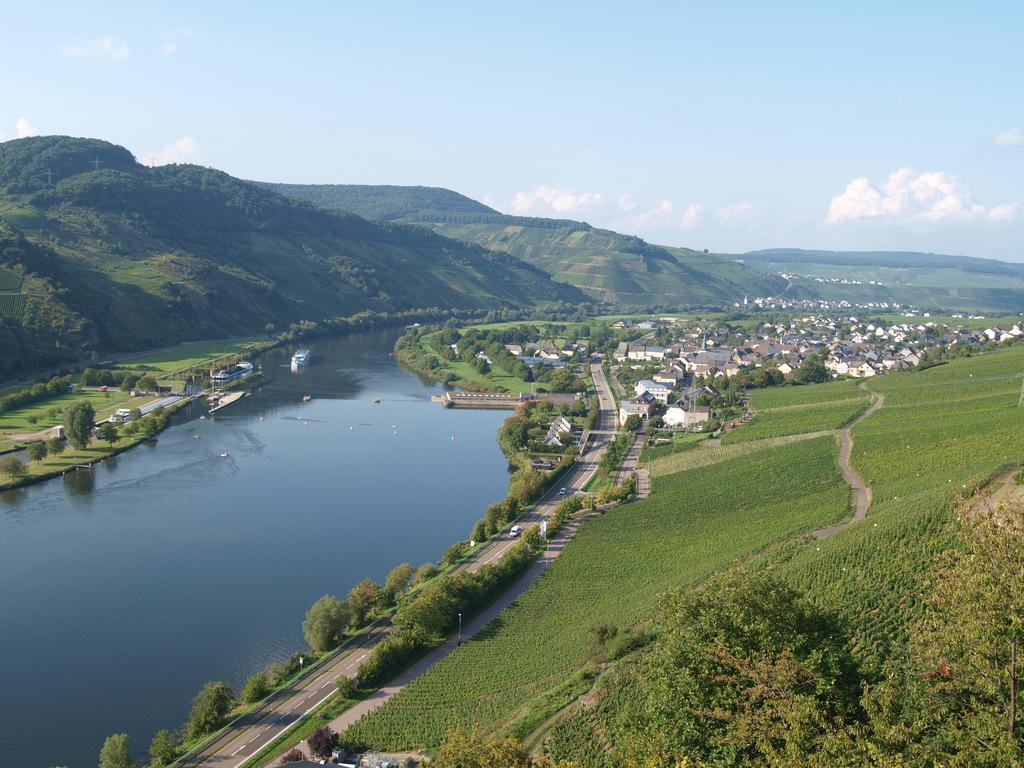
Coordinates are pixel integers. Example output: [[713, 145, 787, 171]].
[[257, 183, 787, 306], [0, 137, 582, 380], [257, 182, 497, 221], [737, 247, 1024, 312]]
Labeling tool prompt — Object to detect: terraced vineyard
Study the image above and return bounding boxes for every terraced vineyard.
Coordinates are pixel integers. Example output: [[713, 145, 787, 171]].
[[0, 292, 26, 319], [723, 379, 872, 443], [0, 265, 22, 290], [344, 436, 849, 750], [768, 347, 1024, 667]]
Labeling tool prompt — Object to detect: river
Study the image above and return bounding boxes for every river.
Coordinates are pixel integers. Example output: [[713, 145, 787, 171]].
[[0, 329, 510, 768]]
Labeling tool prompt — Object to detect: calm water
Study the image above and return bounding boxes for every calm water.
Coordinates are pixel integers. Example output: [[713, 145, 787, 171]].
[[0, 329, 510, 768]]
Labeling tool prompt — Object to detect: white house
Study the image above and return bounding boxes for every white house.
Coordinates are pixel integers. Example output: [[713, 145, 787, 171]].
[[619, 400, 652, 425], [635, 379, 672, 404], [544, 415, 575, 447], [663, 405, 711, 429]]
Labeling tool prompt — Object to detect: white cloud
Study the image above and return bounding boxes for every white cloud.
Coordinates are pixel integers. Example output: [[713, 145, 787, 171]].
[[507, 185, 707, 235], [159, 28, 197, 56], [717, 201, 757, 222], [16, 118, 40, 138], [60, 35, 130, 61], [827, 167, 1017, 225], [680, 203, 703, 229], [141, 137, 199, 166], [995, 128, 1023, 147], [509, 185, 609, 215]]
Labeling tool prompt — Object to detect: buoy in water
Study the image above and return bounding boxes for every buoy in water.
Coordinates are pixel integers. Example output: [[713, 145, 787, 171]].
[[348, 425, 354, 431], [220, 451, 228, 458]]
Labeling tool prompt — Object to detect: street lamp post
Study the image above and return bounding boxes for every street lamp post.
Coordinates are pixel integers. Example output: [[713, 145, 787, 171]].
[[458, 612, 462, 643]]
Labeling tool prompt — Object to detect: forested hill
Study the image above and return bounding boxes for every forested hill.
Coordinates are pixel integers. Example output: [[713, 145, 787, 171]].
[[0, 136, 583, 380], [260, 182, 787, 306], [257, 182, 498, 222], [734, 248, 1024, 312]]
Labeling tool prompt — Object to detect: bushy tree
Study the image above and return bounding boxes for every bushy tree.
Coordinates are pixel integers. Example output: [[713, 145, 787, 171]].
[[46, 437, 65, 455], [307, 725, 338, 760], [434, 728, 531, 768], [64, 400, 96, 449], [185, 680, 235, 739], [302, 595, 350, 652], [98, 733, 132, 768], [241, 670, 270, 703], [384, 562, 415, 603], [347, 578, 383, 627], [26, 441, 47, 462], [148, 728, 179, 766], [280, 748, 306, 764], [412, 562, 438, 587], [1, 456, 25, 478], [98, 422, 119, 445], [137, 374, 159, 392]]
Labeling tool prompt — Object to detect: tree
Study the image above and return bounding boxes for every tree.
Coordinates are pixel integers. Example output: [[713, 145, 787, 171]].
[[393, 582, 458, 644], [129, 407, 142, 422], [347, 578, 383, 627], [795, 355, 829, 384], [137, 374, 159, 392], [241, 670, 270, 703], [64, 400, 96, 449], [280, 748, 306, 764], [302, 595, 350, 652], [384, 562, 415, 603], [597, 573, 862, 766], [336, 675, 357, 699], [98, 733, 132, 768], [412, 562, 438, 587], [1, 456, 25, 479], [80, 368, 98, 386], [623, 414, 642, 431], [434, 728, 531, 768], [870, 498, 1024, 764], [185, 680, 236, 740], [46, 437, 65, 456], [148, 729, 179, 766], [307, 725, 338, 760], [98, 422, 119, 445], [26, 441, 47, 462]]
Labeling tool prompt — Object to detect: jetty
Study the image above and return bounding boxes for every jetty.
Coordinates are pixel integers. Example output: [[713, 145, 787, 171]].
[[433, 391, 581, 410], [208, 390, 247, 413]]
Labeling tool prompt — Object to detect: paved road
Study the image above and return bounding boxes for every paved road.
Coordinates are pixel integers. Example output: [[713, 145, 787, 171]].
[[812, 389, 885, 539], [183, 364, 620, 768]]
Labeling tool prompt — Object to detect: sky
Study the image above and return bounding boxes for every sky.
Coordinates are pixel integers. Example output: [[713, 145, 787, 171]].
[[2, 1, 1022, 260]]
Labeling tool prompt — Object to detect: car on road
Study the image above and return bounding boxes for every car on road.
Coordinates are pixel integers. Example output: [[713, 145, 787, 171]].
[[558, 487, 569, 496], [510, 525, 522, 538]]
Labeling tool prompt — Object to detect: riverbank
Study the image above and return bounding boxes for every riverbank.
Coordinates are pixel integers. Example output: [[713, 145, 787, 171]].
[[0, 396, 194, 493]]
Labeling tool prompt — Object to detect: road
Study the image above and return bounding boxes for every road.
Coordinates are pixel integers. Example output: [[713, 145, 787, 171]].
[[182, 363, 620, 768]]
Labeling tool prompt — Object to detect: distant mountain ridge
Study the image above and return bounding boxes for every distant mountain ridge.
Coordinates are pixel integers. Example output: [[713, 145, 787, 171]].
[[262, 182, 786, 306], [734, 248, 1024, 312], [0, 137, 583, 380]]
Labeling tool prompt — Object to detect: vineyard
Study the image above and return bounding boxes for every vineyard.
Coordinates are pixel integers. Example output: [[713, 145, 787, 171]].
[[0, 293, 27, 319], [343, 436, 849, 750], [768, 345, 1024, 668], [0, 265, 22, 290], [646, 430, 831, 477], [723, 379, 872, 443]]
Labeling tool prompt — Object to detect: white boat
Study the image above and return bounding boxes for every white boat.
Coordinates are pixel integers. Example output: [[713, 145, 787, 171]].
[[211, 361, 254, 383], [291, 349, 311, 367]]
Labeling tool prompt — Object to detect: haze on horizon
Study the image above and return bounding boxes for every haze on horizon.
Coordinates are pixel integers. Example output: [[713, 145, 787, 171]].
[[2, 1, 1021, 261]]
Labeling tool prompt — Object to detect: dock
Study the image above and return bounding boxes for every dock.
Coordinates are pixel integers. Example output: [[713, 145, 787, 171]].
[[438, 391, 529, 409], [208, 390, 247, 413]]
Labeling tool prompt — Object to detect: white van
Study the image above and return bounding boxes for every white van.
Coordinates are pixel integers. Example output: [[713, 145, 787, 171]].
[[510, 525, 522, 538]]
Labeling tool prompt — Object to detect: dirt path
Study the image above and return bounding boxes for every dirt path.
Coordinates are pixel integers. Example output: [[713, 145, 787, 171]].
[[969, 470, 1024, 517], [811, 389, 885, 539]]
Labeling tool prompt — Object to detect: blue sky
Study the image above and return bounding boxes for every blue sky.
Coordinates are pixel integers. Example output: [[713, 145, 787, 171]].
[[2, 1, 1022, 260]]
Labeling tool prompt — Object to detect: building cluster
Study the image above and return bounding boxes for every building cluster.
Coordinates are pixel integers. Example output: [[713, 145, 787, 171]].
[[608, 314, 1024, 427]]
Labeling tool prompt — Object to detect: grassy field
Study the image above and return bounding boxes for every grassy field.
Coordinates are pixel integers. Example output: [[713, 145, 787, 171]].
[[0, 390, 164, 434], [113, 338, 261, 388], [722, 379, 872, 443], [344, 435, 849, 751], [414, 333, 538, 393]]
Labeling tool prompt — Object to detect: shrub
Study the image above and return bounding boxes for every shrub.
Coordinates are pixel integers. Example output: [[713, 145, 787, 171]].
[[1, 456, 26, 479], [241, 671, 270, 703], [184, 681, 235, 740], [25, 441, 47, 462]]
